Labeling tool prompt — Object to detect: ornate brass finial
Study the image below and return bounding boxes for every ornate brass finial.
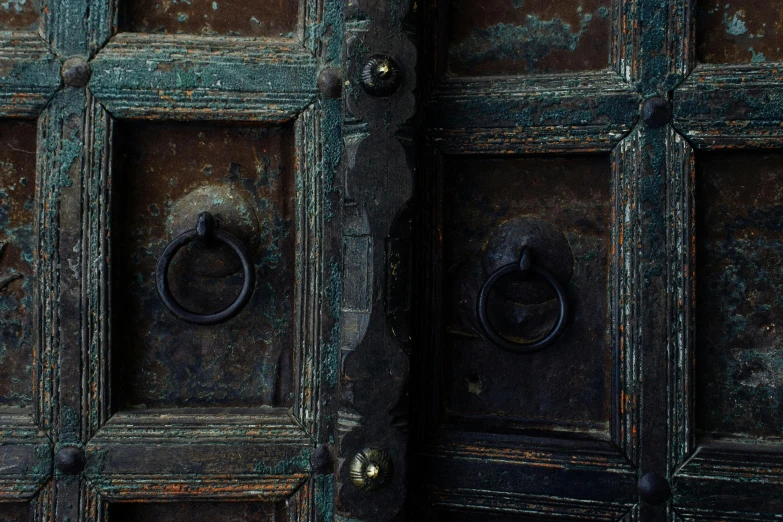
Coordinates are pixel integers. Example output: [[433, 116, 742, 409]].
[[349, 448, 392, 491]]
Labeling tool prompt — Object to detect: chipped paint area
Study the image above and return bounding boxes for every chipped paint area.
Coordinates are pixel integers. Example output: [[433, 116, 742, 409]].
[[696, 152, 783, 440], [0, 120, 36, 407], [449, 0, 611, 75], [112, 121, 296, 409], [0, 0, 38, 31], [123, 0, 298, 37], [697, 0, 783, 63]]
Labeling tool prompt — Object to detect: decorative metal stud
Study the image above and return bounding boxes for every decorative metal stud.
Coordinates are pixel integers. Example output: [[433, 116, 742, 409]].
[[318, 68, 343, 99], [360, 55, 402, 97], [55, 446, 85, 475], [641, 97, 672, 128], [311, 444, 333, 474], [638, 472, 671, 505], [349, 448, 392, 491], [61, 57, 91, 88]]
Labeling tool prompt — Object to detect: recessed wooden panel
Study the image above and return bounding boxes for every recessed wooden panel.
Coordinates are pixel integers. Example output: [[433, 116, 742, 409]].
[[697, 0, 783, 64], [0, 503, 30, 522], [448, 0, 611, 76], [439, 512, 586, 522], [696, 151, 783, 441], [0, 0, 39, 31], [112, 121, 296, 410], [442, 155, 612, 434], [108, 501, 287, 522], [0, 120, 36, 408], [121, 0, 299, 37]]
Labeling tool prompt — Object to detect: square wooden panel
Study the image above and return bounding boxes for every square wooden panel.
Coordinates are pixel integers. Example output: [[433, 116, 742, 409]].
[[448, 0, 612, 76], [441, 154, 612, 436], [0, 120, 36, 409], [120, 0, 300, 37], [696, 151, 783, 442], [111, 121, 296, 410], [107, 501, 289, 521], [0, 0, 39, 31], [696, 0, 783, 64], [0, 502, 32, 522]]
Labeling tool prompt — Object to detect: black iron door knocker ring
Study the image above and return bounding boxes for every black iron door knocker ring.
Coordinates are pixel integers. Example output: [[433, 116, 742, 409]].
[[477, 247, 569, 354], [156, 211, 255, 325]]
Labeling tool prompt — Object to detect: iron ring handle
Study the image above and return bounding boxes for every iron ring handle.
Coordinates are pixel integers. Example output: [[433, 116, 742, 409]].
[[476, 248, 569, 354], [156, 212, 255, 325]]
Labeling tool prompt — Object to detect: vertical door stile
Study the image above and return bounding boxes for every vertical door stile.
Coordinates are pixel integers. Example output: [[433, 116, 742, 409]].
[[633, 0, 694, 520]]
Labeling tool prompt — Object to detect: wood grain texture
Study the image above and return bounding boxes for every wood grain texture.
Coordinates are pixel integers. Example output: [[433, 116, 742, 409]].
[[89, 34, 318, 121], [674, 63, 783, 148], [42, 0, 118, 57], [0, 34, 59, 118], [426, 70, 639, 154], [0, 412, 51, 501], [611, 127, 643, 467]]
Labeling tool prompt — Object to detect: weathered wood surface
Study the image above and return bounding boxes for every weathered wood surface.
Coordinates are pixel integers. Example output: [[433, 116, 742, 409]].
[[410, 0, 783, 520], [0, 1, 344, 521], [2, 0, 783, 520]]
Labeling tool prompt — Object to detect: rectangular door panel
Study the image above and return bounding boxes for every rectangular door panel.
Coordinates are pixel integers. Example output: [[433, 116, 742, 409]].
[[107, 500, 289, 521], [448, 0, 612, 76], [441, 154, 612, 435], [675, 150, 783, 518], [111, 121, 296, 410], [0, 502, 32, 522], [120, 0, 300, 37], [696, 0, 782, 64], [0, 119, 36, 409], [695, 151, 783, 442]]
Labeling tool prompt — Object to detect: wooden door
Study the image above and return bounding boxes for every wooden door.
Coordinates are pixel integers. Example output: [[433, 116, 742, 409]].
[[412, 0, 783, 521], [0, 0, 357, 521], [4, 1, 783, 522]]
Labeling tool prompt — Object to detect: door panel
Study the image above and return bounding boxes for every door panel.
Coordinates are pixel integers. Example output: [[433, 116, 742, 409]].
[[696, 0, 781, 64], [111, 120, 295, 409], [120, 0, 300, 37], [448, 0, 613, 76], [695, 151, 783, 441], [106, 500, 290, 522], [0, 120, 36, 409], [441, 154, 612, 434]]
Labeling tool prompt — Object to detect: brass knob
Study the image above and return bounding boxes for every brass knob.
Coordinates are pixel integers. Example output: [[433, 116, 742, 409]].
[[349, 448, 392, 491], [359, 55, 402, 97]]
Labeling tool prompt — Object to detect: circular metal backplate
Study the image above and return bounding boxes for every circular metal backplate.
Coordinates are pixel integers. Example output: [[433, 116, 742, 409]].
[[166, 184, 259, 278], [482, 216, 573, 304]]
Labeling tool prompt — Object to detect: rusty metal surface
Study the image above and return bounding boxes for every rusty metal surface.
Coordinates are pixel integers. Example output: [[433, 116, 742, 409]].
[[108, 501, 288, 521], [112, 121, 296, 409], [441, 155, 612, 433], [697, 0, 783, 64], [696, 151, 783, 440], [0, 0, 39, 31], [121, 0, 299, 37], [448, 0, 612, 76], [0, 120, 35, 408]]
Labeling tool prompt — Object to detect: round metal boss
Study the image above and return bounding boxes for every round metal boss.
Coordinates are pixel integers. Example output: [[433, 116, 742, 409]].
[[56, 446, 85, 475], [360, 55, 403, 97], [349, 448, 392, 492]]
